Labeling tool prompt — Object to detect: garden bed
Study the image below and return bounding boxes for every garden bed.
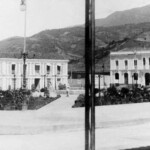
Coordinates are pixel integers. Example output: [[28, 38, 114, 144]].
[[72, 86, 150, 108], [28, 95, 61, 110], [0, 89, 61, 110]]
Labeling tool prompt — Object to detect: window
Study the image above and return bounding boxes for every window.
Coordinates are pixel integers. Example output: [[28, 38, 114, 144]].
[[47, 65, 50, 74], [12, 64, 15, 74], [143, 58, 146, 66], [125, 60, 128, 66], [57, 65, 61, 75], [134, 60, 137, 66], [115, 73, 119, 80], [133, 73, 138, 80], [116, 60, 118, 66], [149, 58, 150, 65], [35, 65, 40, 73]]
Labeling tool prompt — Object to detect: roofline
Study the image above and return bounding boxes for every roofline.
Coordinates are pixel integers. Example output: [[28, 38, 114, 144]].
[[0, 58, 69, 62], [111, 50, 150, 55]]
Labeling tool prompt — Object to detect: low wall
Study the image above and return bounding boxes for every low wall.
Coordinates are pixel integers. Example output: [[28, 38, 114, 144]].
[[57, 90, 85, 95]]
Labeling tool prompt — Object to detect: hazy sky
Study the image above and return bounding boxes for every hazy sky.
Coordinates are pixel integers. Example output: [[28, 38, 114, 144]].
[[0, 0, 150, 40]]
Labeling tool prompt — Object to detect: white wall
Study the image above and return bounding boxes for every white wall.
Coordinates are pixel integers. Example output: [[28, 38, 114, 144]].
[[110, 50, 150, 86], [0, 58, 69, 90]]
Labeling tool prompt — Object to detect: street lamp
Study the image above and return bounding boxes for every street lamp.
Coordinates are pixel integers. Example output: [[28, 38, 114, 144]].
[[102, 64, 105, 88], [20, 0, 27, 90], [22, 53, 28, 90], [54, 75, 57, 90], [98, 72, 101, 100], [13, 73, 16, 90], [41, 74, 47, 88]]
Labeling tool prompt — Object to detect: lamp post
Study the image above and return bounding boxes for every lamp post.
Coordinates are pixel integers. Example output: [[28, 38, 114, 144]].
[[102, 64, 105, 88], [41, 74, 47, 88], [22, 53, 28, 90], [20, 0, 29, 110], [54, 75, 57, 90], [13, 74, 16, 90], [20, 0, 27, 90], [99, 72, 100, 100]]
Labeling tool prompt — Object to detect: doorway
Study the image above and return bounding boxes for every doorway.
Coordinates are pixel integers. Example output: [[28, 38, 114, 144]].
[[145, 73, 150, 86], [124, 73, 128, 84], [34, 78, 40, 90]]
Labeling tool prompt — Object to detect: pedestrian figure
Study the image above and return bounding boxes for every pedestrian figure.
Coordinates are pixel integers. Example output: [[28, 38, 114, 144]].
[[66, 84, 70, 97]]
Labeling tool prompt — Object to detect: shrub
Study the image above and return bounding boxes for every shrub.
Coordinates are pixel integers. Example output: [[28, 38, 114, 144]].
[[40, 88, 46, 92], [121, 87, 129, 97], [58, 83, 66, 90], [107, 86, 118, 96]]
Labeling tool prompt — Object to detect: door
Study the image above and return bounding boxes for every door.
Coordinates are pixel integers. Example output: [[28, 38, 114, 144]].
[[124, 73, 128, 84], [145, 73, 150, 86], [34, 78, 40, 90]]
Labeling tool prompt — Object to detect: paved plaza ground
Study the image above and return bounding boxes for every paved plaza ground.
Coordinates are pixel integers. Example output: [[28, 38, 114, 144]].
[[1, 95, 150, 149]]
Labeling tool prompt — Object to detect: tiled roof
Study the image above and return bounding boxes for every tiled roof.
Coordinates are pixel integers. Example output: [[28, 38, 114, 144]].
[[0, 52, 68, 60]]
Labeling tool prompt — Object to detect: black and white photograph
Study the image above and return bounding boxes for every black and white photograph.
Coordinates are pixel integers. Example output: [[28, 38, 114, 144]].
[[1, 0, 150, 150]]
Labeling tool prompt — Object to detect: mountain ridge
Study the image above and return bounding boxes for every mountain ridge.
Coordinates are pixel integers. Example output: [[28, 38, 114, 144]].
[[1, 5, 150, 71], [96, 4, 150, 27]]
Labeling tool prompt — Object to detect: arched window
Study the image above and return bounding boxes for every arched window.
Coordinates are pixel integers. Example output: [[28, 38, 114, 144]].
[[115, 73, 119, 80], [124, 73, 128, 84], [143, 58, 146, 66]]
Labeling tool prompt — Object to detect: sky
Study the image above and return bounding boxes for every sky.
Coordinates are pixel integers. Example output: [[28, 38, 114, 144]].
[[0, 0, 150, 41]]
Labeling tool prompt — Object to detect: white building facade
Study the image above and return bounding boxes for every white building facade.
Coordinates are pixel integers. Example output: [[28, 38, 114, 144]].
[[0, 58, 68, 90], [110, 49, 150, 86]]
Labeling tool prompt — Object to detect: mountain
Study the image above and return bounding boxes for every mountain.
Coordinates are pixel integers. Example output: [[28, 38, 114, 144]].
[[96, 4, 150, 27], [1, 22, 150, 72]]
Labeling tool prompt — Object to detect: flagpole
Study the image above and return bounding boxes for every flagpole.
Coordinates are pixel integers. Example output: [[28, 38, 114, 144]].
[[23, 3, 26, 54], [22, 0, 27, 90]]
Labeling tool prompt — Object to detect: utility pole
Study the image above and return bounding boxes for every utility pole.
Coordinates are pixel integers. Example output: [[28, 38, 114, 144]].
[[85, 0, 95, 150]]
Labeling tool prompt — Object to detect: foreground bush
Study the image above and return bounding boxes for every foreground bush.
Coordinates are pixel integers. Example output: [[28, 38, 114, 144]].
[[0, 89, 61, 110], [72, 87, 150, 108]]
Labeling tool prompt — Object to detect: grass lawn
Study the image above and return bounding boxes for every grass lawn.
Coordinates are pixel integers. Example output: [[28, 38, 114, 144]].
[[28, 95, 61, 110]]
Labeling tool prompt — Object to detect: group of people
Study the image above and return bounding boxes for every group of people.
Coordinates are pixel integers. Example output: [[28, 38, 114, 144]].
[[48, 82, 70, 97]]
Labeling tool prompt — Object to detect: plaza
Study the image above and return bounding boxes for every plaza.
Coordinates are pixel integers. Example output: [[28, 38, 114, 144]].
[[0, 94, 150, 149]]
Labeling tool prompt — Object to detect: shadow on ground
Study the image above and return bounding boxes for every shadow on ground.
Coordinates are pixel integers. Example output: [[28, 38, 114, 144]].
[[125, 146, 150, 150]]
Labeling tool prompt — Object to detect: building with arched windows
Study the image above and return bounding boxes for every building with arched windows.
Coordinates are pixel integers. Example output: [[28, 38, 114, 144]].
[[110, 48, 150, 86], [0, 53, 69, 90]]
